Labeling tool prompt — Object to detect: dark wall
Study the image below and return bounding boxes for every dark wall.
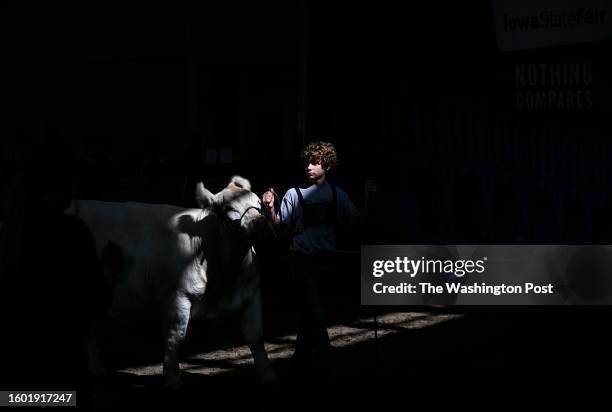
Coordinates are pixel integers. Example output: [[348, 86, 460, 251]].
[[2, 1, 611, 245], [304, 2, 612, 245]]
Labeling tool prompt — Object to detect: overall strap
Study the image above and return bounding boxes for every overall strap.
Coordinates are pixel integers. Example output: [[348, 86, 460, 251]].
[[330, 184, 337, 225], [294, 184, 338, 228], [294, 186, 309, 227]]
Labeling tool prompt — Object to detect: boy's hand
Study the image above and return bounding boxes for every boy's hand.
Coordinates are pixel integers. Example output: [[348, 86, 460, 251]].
[[262, 188, 276, 210]]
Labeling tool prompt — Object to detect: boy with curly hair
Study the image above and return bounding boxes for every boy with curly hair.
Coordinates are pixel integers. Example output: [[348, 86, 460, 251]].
[[262, 141, 375, 382]]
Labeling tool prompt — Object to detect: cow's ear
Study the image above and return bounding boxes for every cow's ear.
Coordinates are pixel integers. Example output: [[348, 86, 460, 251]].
[[228, 175, 251, 191], [195, 182, 216, 209]]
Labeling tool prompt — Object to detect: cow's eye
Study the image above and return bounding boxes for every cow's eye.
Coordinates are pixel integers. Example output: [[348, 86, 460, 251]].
[[225, 207, 237, 213]]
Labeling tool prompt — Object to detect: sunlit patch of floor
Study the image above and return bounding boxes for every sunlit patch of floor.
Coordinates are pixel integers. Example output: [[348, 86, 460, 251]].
[[117, 311, 465, 377]]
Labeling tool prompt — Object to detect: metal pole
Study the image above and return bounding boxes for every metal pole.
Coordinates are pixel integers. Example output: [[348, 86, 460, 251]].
[[301, 0, 307, 146]]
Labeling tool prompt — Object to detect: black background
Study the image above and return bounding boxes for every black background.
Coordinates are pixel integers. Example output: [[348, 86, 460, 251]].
[[3, 2, 612, 245], [1, 0, 611, 399]]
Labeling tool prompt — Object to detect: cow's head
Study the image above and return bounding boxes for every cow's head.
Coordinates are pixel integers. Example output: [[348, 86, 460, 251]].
[[195, 176, 269, 239]]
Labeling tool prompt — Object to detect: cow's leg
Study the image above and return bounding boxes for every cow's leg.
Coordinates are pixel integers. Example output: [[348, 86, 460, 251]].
[[87, 323, 108, 378], [161, 295, 191, 388], [240, 290, 279, 386]]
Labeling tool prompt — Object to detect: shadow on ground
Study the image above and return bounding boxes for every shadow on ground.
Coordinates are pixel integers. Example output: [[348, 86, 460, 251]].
[[90, 252, 612, 408]]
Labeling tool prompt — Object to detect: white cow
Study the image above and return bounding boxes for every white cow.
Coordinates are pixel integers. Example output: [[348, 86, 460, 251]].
[[66, 176, 278, 388]]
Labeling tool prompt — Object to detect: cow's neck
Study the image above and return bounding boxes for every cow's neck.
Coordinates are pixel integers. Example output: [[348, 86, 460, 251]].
[[217, 220, 252, 272]]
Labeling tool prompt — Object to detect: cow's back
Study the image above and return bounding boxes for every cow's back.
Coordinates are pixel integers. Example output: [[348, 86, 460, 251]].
[[65, 200, 206, 318]]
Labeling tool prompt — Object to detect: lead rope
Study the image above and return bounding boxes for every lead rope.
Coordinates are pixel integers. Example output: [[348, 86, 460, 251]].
[[271, 190, 283, 239], [374, 311, 379, 379]]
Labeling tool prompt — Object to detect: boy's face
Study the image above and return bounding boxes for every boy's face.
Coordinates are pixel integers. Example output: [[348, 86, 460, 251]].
[[305, 160, 328, 181]]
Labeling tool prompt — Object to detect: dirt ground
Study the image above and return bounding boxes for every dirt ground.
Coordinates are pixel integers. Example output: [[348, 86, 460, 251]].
[[88, 302, 609, 410], [91, 309, 478, 407], [88, 253, 612, 408]]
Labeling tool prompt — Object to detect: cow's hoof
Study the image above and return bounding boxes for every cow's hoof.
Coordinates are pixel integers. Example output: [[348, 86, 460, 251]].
[[165, 377, 183, 390], [261, 378, 283, 389], [90, 367, 109, 381]]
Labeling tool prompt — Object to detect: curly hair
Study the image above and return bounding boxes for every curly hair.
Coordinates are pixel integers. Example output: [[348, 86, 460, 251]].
[[300, 141, 338, 170]]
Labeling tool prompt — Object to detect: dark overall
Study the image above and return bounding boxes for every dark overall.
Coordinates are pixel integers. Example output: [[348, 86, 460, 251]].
[[290, 184, 338, 377]]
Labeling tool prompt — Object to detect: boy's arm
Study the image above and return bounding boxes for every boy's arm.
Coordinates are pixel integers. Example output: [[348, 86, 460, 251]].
[[262, 187, 279, 225], [262, 188, 290, 238]]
